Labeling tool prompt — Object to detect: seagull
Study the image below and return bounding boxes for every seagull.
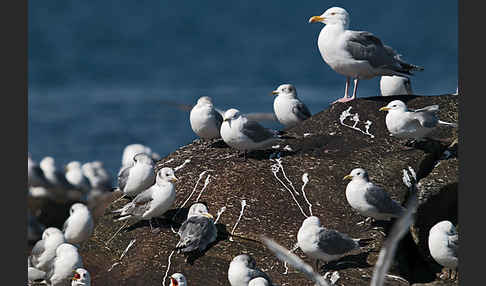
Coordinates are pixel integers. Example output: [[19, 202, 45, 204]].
[[28, 154, 52, 188], [71, 268, 91, 286], [65, 161, 92, 193], [62, 203, 94, 246], [40, 156, 76, 199], [114, 153, 156, 197], [379, 100, 458, 141], [428, 220, 458, 279], [81, 161, 112, 192], [228, 254, 273, 286], [309, 7, 423, 103], [190, 96, 224, 139], [121, 143, 160, 170], [380, 75, 413, 96], [112, 167, 177, 232], [343, 168, 405, 222], [44, 243, 84, 286], [297, 216, 366, 270], [220, 108, 280, 155], [169, 273, 187, 286], [175, 203, 218, 261], [28, 227, 66, 272], [271, 84, 312, 128]]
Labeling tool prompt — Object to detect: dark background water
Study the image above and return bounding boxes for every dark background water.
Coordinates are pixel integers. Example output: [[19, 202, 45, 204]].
[[28, 1, 458, 177]]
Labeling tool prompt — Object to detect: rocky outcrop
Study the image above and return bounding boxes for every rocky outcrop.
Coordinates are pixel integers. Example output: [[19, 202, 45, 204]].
[[30, 94, 459, 286]]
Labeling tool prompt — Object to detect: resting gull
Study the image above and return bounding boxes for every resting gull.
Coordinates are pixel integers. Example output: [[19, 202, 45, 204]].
[[228, 254, 273, 286], [379, 100, 457, 141], [428, 220, 458, 279], [28, 227, 65, 272], [190, 96, 224, 139], [62, 203, 94, 246], [309, 7, 423, 103], [220, 108, 280, 155], [115, 153, 156, 197], [343, 168, 405, 221], [380, 75, 413, 96], [44, 243, 84, 286], [271, 83, 311, 128]]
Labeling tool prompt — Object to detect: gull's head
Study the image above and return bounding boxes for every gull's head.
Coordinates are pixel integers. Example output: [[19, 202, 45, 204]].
[[343, 168, 369, 181], [169, 273, 187, 286], [430, 220, 456, 236], [196, 96, 214, 106], [232, 254, 256, 268], [65, 161, 82, 172], [379, 100, 408, 112], [223, 108, 241, 122], [309, 7, 350, 27], [133, 153, 154, 166], [271, 84, 297, 98], [40, 156, 55, 170], [71, 268, 91, 286], [42, 227, 63, 240], [187, 202, 210, 217], [69, 203, 88, 215], [302, 216, 321, 227], [158, 167, 178, 183]]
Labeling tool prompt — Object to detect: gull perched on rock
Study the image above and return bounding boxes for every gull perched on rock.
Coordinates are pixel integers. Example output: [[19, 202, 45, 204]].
[[28, 154, 52, 188], [62, 203, 94, 246], [271, 84, 311, 128], [112, 167, 177, 232], [71, 268, 91, 286], [228, 254, 273, 286], [309, 7, 423, 103], [65, 161, 92, 194], [28, 227, 66, 272], [379, 100, 458, 141], [121, 143, 160, 171], [220, 108, 280, 155], [169, 273, 187, 286], [114, 153, 156, 197], [44, 243, 84, 286], [428, 220, 459, 279], [343, 168, 405, 221], [190, 96, 224, 139], [297, 216, 367, 270], [40, 156, 76, 199], [176, 203, 217, 261], [82, 161, 112, 192], [380, 75, 413, 96]]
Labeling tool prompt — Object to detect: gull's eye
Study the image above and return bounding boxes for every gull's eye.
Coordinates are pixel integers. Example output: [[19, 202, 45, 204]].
[[330, 12, 336, 15]]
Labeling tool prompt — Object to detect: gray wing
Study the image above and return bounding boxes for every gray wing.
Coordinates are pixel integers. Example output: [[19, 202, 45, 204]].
[[245, 112, 278, 122], [117, 166, 131, 191], [345, 31, 408, 74], [292, 102, 312, 121], [211, 108, 224, 128], [29, 239, 46, 266], [364, 184, 404, 216], [317, 228, 359, 255], [448, 231, 459, 257], [123, 190, 154, 216], [411, 106, 439, 128], [248, 268, 273, 285], [404, 77, 413, 94], [177, 216, 216, 252], [241, 120, 277, 143]]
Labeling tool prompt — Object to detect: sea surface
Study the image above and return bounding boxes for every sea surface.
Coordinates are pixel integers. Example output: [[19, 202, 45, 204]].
[[28, 1, 458, 178]]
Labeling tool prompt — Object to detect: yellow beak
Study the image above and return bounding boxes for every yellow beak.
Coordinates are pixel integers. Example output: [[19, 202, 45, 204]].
[[170, 176, 178, 183], [309, 16, 325, 23], [379, 107, 391, 111], [270, 90, 279, 96], [203, 213, 214, 219], [343, 174, 353, 180]]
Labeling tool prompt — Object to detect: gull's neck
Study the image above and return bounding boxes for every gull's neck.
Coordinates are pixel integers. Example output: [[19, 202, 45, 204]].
[[322, 22, 348, 34]]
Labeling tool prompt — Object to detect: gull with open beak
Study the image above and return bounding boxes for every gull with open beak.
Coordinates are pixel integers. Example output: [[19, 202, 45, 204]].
[[175, 203, 218, 263], [309, 7, 423, 104], [112, 167, 177, 233], [270, 83, 311, 128], [71, 268, 91, 286], [343, 168, 405, 222], [169, 273, 187, 286]]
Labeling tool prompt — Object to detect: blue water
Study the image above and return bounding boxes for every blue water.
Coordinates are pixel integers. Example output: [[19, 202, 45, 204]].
[[28, 1, 458, 176]]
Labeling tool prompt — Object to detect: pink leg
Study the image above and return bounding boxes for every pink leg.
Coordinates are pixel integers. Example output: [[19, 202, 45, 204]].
[[332, 77, 351, 104], [350, 78, 359, 100]]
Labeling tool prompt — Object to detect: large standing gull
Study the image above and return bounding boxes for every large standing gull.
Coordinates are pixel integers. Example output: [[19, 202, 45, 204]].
[[271, 83, 312, 128], [379, 100, 458, 141], [189, 96, 224, 139], [112, 167, 177, 232], [228, 254, 273, 286], [309, 7, 423, 103], [343, 168, 405, 221], [297, 216, 365, 270], [220, 108, 280, 154], [428, 220, 458, 279]]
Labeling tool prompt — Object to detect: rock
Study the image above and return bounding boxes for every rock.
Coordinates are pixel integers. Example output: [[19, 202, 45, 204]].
[[32, 94, 458, 286]]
